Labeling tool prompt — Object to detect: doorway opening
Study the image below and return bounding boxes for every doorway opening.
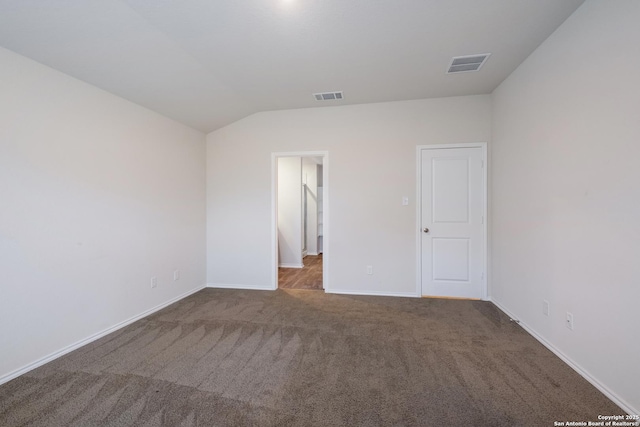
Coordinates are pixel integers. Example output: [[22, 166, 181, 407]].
[[272, 152, 328, 291]]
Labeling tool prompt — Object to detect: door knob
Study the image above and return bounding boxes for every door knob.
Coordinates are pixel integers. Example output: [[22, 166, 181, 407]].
[[423, 227, 429, 233]]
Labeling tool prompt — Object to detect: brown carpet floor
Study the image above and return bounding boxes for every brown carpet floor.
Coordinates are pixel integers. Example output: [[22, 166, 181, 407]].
[[0, 288, 620, 426]]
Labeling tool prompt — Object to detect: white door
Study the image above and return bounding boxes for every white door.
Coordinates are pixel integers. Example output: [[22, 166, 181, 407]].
[[420, 146, 485, 299]]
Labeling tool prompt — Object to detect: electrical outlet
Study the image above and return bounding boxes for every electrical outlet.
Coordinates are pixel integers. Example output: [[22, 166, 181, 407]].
[[366, 265, 373, 275], [151, 276, 157, 289], [543, 300, 550, 316], [566, 312, 574, 330], [173, 269, 180, 281]]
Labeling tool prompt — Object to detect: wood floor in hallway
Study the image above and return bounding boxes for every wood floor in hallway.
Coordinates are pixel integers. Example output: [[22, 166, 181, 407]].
[[278, 254, 323, 290]]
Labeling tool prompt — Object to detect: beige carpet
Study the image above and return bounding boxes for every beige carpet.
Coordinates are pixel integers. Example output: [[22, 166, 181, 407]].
[[0, 288, 620, 426]]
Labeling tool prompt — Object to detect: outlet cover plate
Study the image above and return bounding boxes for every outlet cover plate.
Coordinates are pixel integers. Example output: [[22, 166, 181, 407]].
[[566, 312, 574, 330], [543, 300, 550, 316]]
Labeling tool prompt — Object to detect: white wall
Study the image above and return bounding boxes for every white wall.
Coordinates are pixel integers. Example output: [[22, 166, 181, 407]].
[[0, 47, 206, 382], [277, 157, 303, 268], [491, 1, 640, 414], [206, 96, 491, 294]]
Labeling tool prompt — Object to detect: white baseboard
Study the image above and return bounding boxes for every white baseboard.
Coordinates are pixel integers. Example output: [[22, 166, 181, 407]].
[[490, 298, 637, 415], [207, 283, 274, 291], [302, 250, 308, 258], [326, 289, 419, 298], [306, 251, 318, 256], [0, 284, 207, 386], [278, 263, 304, 269]]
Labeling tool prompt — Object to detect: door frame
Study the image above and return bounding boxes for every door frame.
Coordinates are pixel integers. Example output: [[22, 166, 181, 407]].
[[271, 151, 329, 291], [415, 143, 488, 300]]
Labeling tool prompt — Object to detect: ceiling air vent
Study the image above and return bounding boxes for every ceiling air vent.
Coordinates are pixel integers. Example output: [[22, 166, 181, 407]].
[[313, 91, 343, 101], [447, 53, 491, 73]]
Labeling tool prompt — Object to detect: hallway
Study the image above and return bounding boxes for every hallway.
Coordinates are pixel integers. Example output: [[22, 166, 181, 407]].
[[278, 254, 323, 290]]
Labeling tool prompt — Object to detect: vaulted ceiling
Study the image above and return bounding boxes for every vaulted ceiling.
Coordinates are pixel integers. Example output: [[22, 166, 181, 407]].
[[0, 0, 584, 132]]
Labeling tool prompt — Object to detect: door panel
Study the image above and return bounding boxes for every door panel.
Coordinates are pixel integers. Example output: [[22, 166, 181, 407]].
[[421, 147, 485, 299], [432, 238, 470, 281], [433, 158, 469, 223]]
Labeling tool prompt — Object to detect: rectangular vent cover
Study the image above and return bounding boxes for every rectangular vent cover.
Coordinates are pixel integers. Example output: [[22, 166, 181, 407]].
[[447, 54, 491, 73], [314, 91, 343, 101]]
